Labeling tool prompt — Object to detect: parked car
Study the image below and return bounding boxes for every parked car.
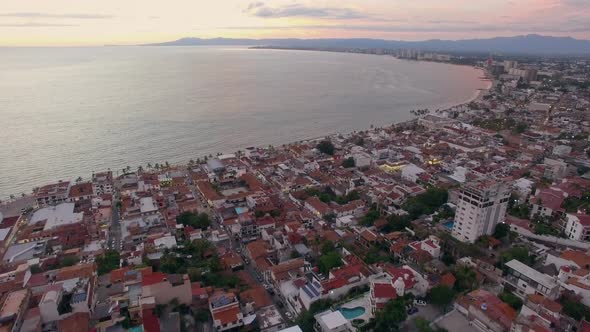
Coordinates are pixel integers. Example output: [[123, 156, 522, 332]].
[[407, 307, 419, 315], [414, 299, 427, 306]]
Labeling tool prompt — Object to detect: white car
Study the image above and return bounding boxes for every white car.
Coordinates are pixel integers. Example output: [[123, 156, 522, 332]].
[[414, 299, 427, 306]]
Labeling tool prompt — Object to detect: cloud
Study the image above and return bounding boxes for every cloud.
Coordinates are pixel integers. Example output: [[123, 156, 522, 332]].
[[244, 2, 365, 19], [0, 22, 78, 27], [0, 12, 113, 19]]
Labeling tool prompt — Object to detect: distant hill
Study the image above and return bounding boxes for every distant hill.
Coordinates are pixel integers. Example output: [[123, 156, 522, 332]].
[[145, 35, 590, 55]]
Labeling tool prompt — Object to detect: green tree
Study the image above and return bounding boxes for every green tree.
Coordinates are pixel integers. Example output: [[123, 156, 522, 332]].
[[318, 251, 342, 274], [499, 292, 523, 310], [493, 223, 510, 239], [500, 246, 534, 268], [402, 188, 448, 219], [176, 211, 210, 229], [316, 140, 335, 155], [342, 157, 355, 168], [295, 299, 333, 332], [428, 285, 456, 311], [96, 250, 120, 275], [372, 297, 407, 332], [561, 295, 590, 321], [454, 266, 478, 293], [415, 317, 434, 332]]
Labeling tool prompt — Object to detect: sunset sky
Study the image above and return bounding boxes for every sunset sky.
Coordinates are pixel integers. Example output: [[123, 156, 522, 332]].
[[1, 0, 589, 46]]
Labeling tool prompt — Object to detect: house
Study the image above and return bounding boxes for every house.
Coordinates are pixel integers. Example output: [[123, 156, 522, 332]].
[[530, 188, 566, 218], [512, 294, 561, 332], [35, 181, 70, 207], [455, 289, 517, 332], [314, 310, 353, 332], [305, 197, 331, 217], [142, 273, 192, 305], [408, 236, 441, 259], [564, 213, 590, 241], [369, 278, 405, 313], [209, 292, 244, 331], [503, 260, 560, 300], [0, 289, 30, 332]]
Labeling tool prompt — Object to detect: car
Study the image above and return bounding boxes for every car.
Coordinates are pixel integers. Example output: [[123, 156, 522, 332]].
[[407, 307, 419, 315], [414, 299, 427, 306], [285, 312, 293, 319]]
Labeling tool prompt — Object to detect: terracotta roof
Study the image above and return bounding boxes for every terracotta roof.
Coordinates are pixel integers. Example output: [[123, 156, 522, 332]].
[[560, 250, 590, 268], [239, 286, 272, 310], [56, 263, 95, 281], [440, 272, 456, 287], [373, 283, 397, 299], [212, 305, 241, 326], [142, 272, 167, 286], [142, 309, 161, 332], [68, 182, 93, 198], [526, 294, 561, 313], [58, 312, 89, 332]]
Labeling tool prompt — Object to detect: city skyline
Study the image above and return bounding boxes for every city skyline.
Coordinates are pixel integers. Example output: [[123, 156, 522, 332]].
[[1, 0, 589, 46]]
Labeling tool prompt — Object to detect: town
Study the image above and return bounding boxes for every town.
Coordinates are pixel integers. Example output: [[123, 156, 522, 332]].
[[0, 55, 589, 332]]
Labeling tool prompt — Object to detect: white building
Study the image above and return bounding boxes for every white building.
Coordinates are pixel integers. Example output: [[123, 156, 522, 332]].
[[503, 260, 560, 300], [29, 203, 83, 231], [314, 310, 352, 332], [564, 213, 590, 241], [452, 180, 510, 243], [401, 164, 425, 183]]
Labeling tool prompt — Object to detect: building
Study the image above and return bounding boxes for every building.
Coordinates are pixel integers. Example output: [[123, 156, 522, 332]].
[[452, 180, 510, 243], [34, 182, 70, 207], [564, 214, 590, 241], [92, 171, 113, 195], [0, 289, 30, 332], [503, 260, 560, 300], [314, 310, 352, 332], [455, 289, 516, 332], [209, 292, 243, 331]]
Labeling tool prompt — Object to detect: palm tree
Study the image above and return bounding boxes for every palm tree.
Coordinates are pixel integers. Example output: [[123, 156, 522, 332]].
[[75, 176, 82, 183], [154, 163, 160, 170], [137, 165, 144, 173], [126, 166, 131, 172], [147, 163, 152, 169], [165, 161, 170, 169]]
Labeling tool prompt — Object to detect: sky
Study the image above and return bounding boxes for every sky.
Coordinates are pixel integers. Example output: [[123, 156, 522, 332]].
[[1, 0, 589, 46]]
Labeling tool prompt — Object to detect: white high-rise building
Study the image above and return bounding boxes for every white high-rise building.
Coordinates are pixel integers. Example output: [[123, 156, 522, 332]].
[[452, 180, 510, 243]]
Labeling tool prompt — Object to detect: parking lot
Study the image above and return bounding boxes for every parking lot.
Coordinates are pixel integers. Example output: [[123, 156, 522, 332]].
[[433, 310, 479, 332], [401, 304, 442, 332]]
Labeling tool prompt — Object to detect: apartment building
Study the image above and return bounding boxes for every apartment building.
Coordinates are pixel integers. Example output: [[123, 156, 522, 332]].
[[452, 180, 510, 243]]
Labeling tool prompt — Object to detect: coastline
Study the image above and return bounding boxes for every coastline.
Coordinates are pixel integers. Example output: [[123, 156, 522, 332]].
[[0, 50, 492, 202]]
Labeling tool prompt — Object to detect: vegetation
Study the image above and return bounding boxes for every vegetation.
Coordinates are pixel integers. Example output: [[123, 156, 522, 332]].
[[473, 117, 529, 134], [317, 140, 335, 155], [176, 211, 210, 229], [295, 299, 333, 332], [499, 246, 534, 269], [369, 296, 409, 332], [454, 266, 478, 293], [96, 250, 121, 275], [493, 223, 510, 239], [155, 239, 240, 288], [318, 251, 342, 274], [402, 188, 449, 219], [342, 157, 356, 168], [507, 195, 530, 219], [384, 214, 412, 232], [428, 285, 456, 311], [561, 295, 590, 321], [533, 222, 560, 236], [499, 292, 523, 310], [561, 192, 590, 213], [360, 205, 381, 226], [305, 187, 360, 205]]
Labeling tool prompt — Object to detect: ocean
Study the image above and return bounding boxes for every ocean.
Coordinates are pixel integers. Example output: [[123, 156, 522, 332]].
[[0, 46, 488, 199]]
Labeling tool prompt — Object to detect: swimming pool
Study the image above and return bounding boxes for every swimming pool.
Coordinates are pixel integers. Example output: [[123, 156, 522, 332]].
[[442, 220, 454, 230], [338, 306, 366, 320]]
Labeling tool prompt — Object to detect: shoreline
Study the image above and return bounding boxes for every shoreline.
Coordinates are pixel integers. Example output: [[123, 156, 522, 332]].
[[0, 53, 493, 202]]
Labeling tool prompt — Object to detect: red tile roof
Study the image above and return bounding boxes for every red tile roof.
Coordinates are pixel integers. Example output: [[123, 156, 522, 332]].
[[142, 309, 161, 332], [373, 283, 397, 299], [142, 272, 167, 286]]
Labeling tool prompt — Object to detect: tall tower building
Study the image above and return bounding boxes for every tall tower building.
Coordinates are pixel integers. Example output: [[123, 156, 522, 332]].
[[452, 179, 510, 243]]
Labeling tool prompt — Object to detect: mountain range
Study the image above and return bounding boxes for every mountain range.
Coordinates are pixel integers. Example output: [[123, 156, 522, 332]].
[[145, 34, 590, 55]]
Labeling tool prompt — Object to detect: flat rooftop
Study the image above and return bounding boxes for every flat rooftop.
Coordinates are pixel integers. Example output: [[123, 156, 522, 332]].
[[29, 203, 83, 231]]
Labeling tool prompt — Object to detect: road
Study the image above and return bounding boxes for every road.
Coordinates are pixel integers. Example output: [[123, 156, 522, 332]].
[[108, 202, 122, 250]]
